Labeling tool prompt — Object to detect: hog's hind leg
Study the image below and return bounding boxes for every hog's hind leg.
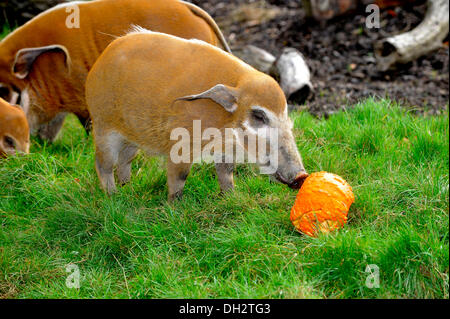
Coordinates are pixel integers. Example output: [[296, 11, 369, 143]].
[[94, 131, 123, 195], [117, 141, 138, 186]]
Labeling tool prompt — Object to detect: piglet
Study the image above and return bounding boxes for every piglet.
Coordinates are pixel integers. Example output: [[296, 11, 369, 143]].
[[86, 29, 308, 200]]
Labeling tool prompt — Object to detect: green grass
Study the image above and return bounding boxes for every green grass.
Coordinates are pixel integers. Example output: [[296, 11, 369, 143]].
[[0, 23, 13, 38], [0, 99, 448, 298]]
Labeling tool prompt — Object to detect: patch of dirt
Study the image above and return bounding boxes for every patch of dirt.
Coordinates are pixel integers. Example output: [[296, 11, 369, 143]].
[[193, 0, 449, 116]]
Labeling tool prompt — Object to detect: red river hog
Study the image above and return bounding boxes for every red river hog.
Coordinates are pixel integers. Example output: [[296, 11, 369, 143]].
[[86, 30, 308, 201], [0, 97, 30, 158], [0, 0, 230, 142]]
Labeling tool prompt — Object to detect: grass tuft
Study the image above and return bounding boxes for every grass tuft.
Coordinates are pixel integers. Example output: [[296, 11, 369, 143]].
[[0, 99, 448, 298]]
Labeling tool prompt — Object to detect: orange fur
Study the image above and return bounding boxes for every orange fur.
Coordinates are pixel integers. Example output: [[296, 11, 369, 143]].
[[0, 0, 229, 140], [0, 97, 29, 157], [86, 32, 307, 200], [87, 32, 286, 155]]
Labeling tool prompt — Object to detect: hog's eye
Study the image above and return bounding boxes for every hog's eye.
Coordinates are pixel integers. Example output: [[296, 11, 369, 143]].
[[4, 136, 15, 149], [251, 109, 268, 125]]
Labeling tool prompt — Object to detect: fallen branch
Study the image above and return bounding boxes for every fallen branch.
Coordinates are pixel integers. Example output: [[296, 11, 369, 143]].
[[375, 0, 449, 71], [234, 46, 313, 104], [270, 48, 313, 104], [233, 45, 277, 74]]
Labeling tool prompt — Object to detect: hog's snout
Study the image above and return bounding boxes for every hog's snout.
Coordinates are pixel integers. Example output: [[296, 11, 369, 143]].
[[274, 170, 308, 189], [288, 171, 309, 189], [271, 125, 308, 189]]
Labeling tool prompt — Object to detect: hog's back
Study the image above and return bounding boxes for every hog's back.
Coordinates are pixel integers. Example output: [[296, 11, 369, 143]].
[[1, 0, 219, 118], [86, 33, 246, 152]]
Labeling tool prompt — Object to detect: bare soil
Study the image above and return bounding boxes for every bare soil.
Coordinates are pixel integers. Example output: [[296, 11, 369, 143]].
[[193, 0, 449, 116], [2, 0, 448, 116]]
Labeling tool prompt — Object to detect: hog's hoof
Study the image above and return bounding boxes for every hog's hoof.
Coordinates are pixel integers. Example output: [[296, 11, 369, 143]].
[[168, 191, 183, 202]]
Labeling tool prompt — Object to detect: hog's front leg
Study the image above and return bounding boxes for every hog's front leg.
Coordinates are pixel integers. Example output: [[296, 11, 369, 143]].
[[215, 162, 235, 193], [37, 113, 67, 142], [167, 161, 192, 201]]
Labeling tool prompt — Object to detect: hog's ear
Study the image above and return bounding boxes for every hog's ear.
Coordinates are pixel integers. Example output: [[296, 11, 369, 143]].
[[12, 45, 71, 79], [176, 84, 239, 113]]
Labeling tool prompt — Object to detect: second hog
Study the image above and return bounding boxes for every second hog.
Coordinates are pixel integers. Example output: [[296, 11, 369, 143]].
[[86, 29, 308, 200], [0, 97, 29, 158], [0, 0, 230, 142]]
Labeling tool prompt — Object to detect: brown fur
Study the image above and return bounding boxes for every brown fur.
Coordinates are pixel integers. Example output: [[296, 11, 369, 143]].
[[0, 0, 230, 141], [0, 97, 29, 157], [86, 32, 307, 200]]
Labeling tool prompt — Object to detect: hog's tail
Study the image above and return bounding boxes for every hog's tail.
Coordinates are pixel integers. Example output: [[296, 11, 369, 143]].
[[180, 1, 232, 54]]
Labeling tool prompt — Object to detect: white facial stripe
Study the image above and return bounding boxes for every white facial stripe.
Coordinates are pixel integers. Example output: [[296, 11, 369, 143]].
[[242, 120, 257, 135], [250, 105, 293, 132], [9, 91, 19, 105], [243, 120, 272, 139], [251, 105, 280, 124], [20, 88, 30, 115]]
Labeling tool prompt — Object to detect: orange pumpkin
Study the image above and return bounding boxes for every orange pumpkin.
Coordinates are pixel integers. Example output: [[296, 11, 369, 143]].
[[290, 172, 354, 237]]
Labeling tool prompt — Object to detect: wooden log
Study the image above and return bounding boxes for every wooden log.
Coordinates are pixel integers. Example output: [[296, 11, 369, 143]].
[[375, 0, 449, 71], [234, 45, 313, 104], [233, 45, 277, 74], [270, 48, 313, 104]]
